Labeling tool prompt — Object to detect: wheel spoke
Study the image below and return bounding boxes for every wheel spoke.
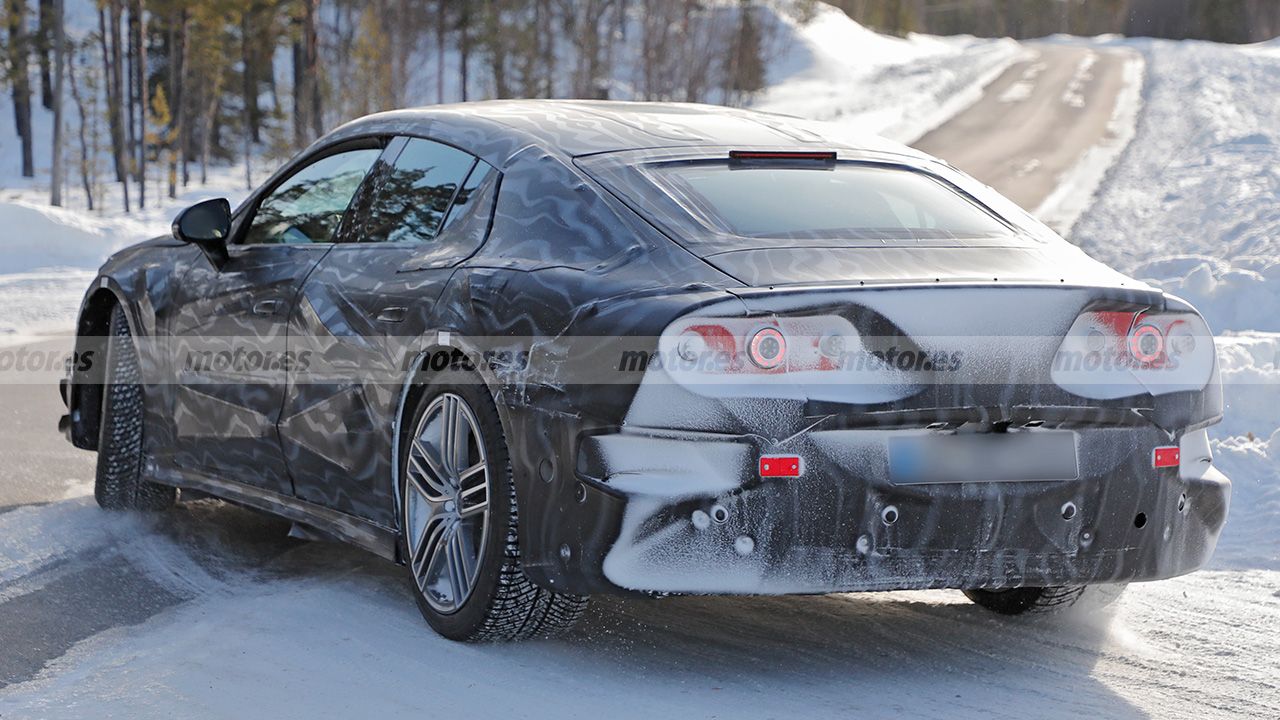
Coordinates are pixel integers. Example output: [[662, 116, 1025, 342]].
[[408, 438, 450, 500], [439, 396, 468, 478], [458, 462, 488, 517], [411, 515, 447, 590], [445, 525, 472, 601]]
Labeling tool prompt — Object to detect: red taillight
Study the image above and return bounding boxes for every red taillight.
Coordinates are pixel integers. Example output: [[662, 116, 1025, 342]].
[[1129, 323, 1165, 364], [759, 455, 803, 477], [748, 327, 787, 369], [1153, 446, 1180, 468], [683, 324, 737, 357]]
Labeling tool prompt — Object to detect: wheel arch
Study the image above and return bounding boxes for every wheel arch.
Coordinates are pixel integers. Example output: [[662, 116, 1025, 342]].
[[389, 335, 527, 567], [68, 282, 137, 451]]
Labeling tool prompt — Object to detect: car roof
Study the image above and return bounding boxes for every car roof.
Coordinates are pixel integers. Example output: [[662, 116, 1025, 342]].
[[326, 99, 930, 164]]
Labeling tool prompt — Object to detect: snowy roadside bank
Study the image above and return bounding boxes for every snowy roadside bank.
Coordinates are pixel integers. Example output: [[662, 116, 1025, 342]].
[[752, 2, 1021, 143], [1061, 38, 1280, 569]]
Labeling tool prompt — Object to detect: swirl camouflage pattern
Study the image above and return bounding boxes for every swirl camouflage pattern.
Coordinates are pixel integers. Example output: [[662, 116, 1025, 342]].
[[57, 100, 1230, 640]]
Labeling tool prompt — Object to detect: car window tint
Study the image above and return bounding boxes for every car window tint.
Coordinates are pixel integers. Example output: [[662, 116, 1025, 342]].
[[439, 161, 494, 233], [654, 162, 1014, 241], [243, 148, 381, 245], [364, 138, 476, 243]]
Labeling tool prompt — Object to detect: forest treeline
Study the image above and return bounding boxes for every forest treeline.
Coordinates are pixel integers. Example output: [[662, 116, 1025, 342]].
[[833, 0, 1280, 43], [5, 1, 1277, 215], [2, 0, 779, 212]]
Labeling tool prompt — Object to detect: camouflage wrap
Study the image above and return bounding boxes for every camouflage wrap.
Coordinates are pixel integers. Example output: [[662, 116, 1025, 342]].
[[61, 100, 1229, 595]]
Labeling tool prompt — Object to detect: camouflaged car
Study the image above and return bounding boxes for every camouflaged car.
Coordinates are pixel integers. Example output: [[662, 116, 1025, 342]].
[[60, 100, 1229, 641]]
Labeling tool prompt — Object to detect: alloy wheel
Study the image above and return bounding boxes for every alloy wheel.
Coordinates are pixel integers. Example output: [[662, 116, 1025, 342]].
[[404, 393, 491, 614]]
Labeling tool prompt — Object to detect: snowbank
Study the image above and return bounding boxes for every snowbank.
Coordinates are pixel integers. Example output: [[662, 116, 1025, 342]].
[[1064, 37, 1280, 569], [1070, 39, 1280, 334], [0, 200, 154, 275], [751, 2, 1021, 142]]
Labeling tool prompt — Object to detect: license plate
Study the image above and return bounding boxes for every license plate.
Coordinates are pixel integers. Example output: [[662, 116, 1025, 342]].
[[888, 431, 1079, 485]]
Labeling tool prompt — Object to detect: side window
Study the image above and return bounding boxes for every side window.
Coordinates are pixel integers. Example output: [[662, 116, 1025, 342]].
[[243, 148, 381, 245], [363, 138, 476, 244], [439, 162, 494, 234]]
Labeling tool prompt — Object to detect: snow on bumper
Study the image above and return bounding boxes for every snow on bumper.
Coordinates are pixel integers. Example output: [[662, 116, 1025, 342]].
[[579, 427, 1230, 595]]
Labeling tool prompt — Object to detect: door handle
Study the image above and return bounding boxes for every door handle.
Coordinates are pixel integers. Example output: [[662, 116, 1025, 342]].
[[252, 299, 283, 316], [375, 306, 407, 323]]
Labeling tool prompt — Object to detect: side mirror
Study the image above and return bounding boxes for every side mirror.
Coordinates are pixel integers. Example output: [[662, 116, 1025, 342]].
[[173, 198, 231, 269]]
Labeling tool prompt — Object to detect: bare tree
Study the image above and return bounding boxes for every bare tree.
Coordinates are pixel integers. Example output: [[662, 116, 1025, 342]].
[[131, 0, 145, 208], [292, 0, 321, 148], [103, 1, 129, 210], [68, 42, 98, 210], [49, 0, 63, 205], [8, 0, 35, 177], [36, 0, 51, 108]]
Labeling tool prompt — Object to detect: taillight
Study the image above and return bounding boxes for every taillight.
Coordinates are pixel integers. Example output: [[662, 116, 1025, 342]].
[[1052, 306, 1215, 399], [748, 327, 787, 369], [659, 314, 858, 377], [1129, 323, 1165, 364]]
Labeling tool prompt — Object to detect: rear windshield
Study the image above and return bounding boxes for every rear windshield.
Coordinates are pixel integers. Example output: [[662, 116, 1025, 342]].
[[654, 161, 1014, 241]]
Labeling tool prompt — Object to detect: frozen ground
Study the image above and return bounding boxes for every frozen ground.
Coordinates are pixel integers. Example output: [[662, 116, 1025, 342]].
[[0, 6, 1278, 720], [0, 497, 1277, 719]]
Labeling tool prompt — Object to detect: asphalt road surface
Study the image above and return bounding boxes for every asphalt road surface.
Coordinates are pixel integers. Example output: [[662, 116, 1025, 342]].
[[3, 45, 1276, 720], [915, 44, 1134, 212]]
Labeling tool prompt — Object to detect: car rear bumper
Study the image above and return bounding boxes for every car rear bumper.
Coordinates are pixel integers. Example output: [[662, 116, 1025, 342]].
[[559, 425, 1230, 596]]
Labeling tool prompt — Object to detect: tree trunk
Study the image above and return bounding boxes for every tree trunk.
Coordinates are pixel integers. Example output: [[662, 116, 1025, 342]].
[[458, 4, 470, 101], [200, 88, 218, 185], [37, 0, 52, 109], [168, 9, 184, 196], [98, 6, 124, 183], [435, 0, 446, 102], [131, 0, 145, 209], [108, 1, 129, 209], [68, 43, 93, 210], [177, 9, 189, 187], [9, 0, 35, 178], [125, 2, 136, 180], [50, 0, 64, 205], [240, 6, 260, 144], [291, 0, 320, 148]]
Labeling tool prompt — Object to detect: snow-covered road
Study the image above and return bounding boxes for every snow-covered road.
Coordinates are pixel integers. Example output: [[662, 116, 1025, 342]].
[[1, 495, 1276, 719]]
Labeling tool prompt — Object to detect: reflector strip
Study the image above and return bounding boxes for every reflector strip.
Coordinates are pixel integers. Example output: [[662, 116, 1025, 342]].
[[729, 150, 837, 161], [1153, 446, 1180, 468], [760, 455, 803, 477]]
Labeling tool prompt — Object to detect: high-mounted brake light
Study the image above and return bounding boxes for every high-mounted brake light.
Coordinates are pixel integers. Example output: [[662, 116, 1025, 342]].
[[760, 455, 803, 477], [729, 150, 838, 161]]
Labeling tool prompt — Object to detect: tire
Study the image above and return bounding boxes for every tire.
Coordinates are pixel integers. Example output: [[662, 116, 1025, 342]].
[[399, 378, 588, 642], [963, 583, 1127, 616], [94, 305, 175, 511]]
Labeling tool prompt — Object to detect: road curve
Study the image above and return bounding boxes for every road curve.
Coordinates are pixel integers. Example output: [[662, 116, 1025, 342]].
[[914, 43, 1136, 213]]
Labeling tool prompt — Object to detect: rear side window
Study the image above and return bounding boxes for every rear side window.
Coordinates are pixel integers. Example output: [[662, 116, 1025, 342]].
[[363, 138, 477, 243], [657, 162, 1014, 241]]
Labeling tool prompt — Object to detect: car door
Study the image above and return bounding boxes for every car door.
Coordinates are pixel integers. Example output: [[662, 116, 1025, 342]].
[[164, 142, 385, 495], [281, 136, 500, 524]]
